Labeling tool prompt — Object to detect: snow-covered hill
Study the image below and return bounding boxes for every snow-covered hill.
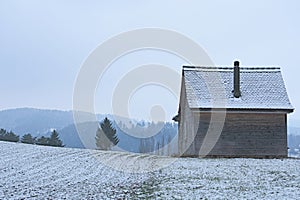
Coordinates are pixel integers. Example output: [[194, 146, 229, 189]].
[[0, 141, 299, 199]]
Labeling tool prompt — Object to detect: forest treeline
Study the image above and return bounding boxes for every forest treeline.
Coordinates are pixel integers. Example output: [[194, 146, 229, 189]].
[[0, 128, 64, 147], [1, 117, 178, 156], [115, 120, 178, 156]]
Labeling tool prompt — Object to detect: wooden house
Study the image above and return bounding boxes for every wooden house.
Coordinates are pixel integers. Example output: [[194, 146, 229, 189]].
[[174, 61, 294, 158]]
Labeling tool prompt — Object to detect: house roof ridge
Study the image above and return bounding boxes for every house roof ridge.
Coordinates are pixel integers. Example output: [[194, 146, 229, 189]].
[[183, 65, 281, 72], [182, 66, 293, 111]]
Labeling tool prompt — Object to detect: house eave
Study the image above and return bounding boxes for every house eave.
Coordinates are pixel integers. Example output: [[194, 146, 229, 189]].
[[190, 107, 294, 114]]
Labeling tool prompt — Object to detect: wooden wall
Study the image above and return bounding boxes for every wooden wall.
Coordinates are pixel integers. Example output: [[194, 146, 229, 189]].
[[182, 112, 288, 158], [178, 77, 197, 156]]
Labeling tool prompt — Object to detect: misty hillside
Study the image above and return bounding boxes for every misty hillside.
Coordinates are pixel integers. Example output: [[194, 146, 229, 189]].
[[0, 108, 299, 154], [0, 141, 299, 199], [0, 108, 74, 136], [56, 123, 85, 148], [0, 108, 178, 152], [0, 108, 109, 136]]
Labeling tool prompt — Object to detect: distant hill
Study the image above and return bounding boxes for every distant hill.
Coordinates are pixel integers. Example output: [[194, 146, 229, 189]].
[[0, 108, 108, 136], [288, 126, 300, 136], [285, 126, 300, 157], [0, 108, 298, 156], [0, 108, 178, 152], [56, 123, 85, 148], [0, 108, 74, 136], [288, 127, 300, 157], [289, 118, 300, 128], [0, 108, 108, 148]]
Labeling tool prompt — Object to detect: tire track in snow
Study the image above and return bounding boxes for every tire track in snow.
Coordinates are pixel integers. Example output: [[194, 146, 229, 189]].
[[0, 147, 107, 198], [19, 150, 92, 182], [91, 150, 176, 173], [0, 148, 84, 180], [1, 141, 299, 199], [28, 152, 101, 189]]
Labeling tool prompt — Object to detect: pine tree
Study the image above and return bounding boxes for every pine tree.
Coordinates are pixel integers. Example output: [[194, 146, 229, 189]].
[[139, 138, 146, 153], [36, 136, 49, 146], [0, 129, 19, 142], [0, 129, 6, 140], [156, 142, 160, 155], [48, 130, 64, 147], [161, 136, 165, 156], [167, 135, 172, 156], [95, 117, 119, 150], [21, 133, 36, 144]]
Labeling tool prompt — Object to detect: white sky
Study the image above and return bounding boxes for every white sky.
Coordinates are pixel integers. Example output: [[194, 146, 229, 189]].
[[0, 0, 299, 122]]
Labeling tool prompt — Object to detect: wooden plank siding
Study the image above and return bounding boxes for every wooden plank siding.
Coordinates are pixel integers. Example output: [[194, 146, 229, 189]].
[[182, 112, 287, 158], [178, 77, 197, 156]]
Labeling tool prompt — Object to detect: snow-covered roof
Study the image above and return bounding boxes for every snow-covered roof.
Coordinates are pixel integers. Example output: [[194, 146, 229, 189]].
[[183, 66, 294, 111]]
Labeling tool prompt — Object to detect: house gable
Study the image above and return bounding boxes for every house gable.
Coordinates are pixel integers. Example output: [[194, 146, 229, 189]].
[[183, 66, 293, 112], [177, 62, 294, 158]]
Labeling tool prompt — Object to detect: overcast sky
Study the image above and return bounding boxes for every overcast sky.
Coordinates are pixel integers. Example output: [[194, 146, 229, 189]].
[[0, 0, 299, 122]]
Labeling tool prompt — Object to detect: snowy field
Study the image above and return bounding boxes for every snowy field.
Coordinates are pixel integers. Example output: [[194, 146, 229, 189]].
[[0, 141, 299, 199]]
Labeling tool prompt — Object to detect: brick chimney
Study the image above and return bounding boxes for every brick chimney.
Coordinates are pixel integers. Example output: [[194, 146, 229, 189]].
[[234, 61, 241, 98]]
